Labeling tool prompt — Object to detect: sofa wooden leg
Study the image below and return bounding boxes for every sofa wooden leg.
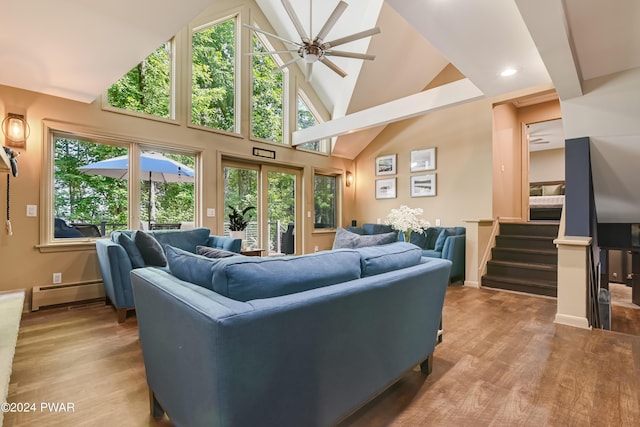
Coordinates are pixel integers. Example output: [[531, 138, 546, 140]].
[[116, 308, 127, 323], [149, 389, 164, 419], [420, 353, 433, 376]]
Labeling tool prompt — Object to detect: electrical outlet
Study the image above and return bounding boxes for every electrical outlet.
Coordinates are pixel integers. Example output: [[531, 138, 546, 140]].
[[26, 205, 37, 217], [53, 273, 62, 284], [206, 208, 215, 217], [435, 218, 441, 226], [314, 246, 319, 252]]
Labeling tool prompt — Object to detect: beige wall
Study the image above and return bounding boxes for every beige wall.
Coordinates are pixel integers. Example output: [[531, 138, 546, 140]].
[[352, 98, 494, 227], [492, 98, 562, 220], [530, 148, 565, 183], [0, 0, 355, 300]]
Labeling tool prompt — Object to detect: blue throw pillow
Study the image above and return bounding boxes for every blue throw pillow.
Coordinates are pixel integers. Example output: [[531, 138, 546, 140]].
[[424, 228, 441, 250], [118, 233, 145, 268], [332, 228, 398, 249], [434, 228, 454, 252], [134, 231, 167, 267]]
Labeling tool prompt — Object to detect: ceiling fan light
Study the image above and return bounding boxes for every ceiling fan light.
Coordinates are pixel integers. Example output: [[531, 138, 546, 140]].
[[304, 52, 319, 63]]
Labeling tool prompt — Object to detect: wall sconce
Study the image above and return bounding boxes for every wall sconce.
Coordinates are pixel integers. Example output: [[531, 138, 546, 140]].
[[345, 171, 353, 187], [2, 113, 30, 149]]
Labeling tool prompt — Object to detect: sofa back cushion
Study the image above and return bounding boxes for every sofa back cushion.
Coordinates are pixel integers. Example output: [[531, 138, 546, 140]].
[[362, 223, 394, 235], [212, 250, 362, 302], [356, 242, 423, 277], [333, 227, 398, 249], [149, 227, 211, 253], [165, 245, 221, 290]]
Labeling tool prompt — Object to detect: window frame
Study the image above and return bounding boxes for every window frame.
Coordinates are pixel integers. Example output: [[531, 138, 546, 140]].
[[296, 90, 330, 155], [40, 121, 201, 252], [101, 38, 178, 124], [249, 29, 289, 146], [188, 13, 242, 137], [312, 170, 342, 232]]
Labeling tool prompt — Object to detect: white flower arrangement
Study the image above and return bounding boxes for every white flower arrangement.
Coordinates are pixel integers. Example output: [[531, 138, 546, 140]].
[[384, 205, 430, 235]]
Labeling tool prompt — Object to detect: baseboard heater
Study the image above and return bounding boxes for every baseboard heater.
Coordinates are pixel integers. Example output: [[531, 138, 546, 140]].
[[31, 280, 105, 311]]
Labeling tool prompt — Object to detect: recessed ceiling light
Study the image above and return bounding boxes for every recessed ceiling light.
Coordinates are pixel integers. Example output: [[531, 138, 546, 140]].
[[500, 68, 518, 77]]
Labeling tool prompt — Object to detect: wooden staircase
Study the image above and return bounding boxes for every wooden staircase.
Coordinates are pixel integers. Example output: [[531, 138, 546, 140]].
[[482, 222, 559, 297]]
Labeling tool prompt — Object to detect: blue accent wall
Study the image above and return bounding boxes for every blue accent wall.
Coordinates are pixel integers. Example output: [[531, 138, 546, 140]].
[[565, 137, 593, 237]]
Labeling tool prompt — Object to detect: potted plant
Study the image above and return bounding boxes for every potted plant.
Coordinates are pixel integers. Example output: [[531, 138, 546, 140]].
[[227, 205, 255, 243]]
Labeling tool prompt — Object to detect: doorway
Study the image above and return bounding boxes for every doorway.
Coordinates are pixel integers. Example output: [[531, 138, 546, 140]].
[[222, 160, 301, 255], [526, 118, 566, 222]]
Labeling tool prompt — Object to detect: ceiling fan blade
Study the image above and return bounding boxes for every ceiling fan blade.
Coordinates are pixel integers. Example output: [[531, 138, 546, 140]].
[[315, 1, 348, 42], [324, 50, 376, 61], [305, 62, 313, 82], [319, 57, 347, 78], [281, 0, 310, 43], [322, 27, 381, 49], [245, 50, 299, 56], [274, 57, 302, 73], [243, 24, 302, 47]]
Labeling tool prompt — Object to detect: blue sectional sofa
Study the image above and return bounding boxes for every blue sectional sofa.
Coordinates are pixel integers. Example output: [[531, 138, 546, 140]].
[[348, 224, 466, 283], [95, 227, 241, 322], [130, 242, 451, 427]]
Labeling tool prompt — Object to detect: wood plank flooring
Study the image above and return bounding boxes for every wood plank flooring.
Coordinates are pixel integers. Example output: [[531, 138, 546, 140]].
[[5, 286, 640, 427]]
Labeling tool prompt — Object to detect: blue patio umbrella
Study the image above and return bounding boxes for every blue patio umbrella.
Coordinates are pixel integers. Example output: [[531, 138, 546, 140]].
[[79, 152, 195, 228]]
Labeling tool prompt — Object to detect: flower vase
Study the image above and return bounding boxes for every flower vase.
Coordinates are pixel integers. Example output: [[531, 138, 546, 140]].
[[403, 229, 412, 242]]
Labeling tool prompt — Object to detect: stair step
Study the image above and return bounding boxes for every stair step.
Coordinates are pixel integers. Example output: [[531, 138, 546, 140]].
[[500, 222, 559, 238], [492, 247, 557, 265], [482, 275, 557, 297], [486, 260, 557, 282], [495, 235, 556, 251]]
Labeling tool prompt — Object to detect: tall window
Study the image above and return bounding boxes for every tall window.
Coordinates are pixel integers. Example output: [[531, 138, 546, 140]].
[[53, 135, 129, 238], [139, 150, 196, 230], [297, 94, 327, 153], [192, 17, 237, 132], [252, 35, 284, 143], [107, 41, 173, 118], [314, 174, 337, 229]]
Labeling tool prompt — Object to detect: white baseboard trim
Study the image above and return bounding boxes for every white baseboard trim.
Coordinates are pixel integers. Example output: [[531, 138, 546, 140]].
[[463, 280, 480, 288], [554, 313, 591, 330]]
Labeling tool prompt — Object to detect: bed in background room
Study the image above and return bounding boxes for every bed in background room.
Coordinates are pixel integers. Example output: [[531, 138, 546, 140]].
[[529, 180, 565, 221]]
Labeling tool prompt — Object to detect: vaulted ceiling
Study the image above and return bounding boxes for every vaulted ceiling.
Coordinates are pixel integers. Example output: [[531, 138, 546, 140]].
[[2, 1, 640, 177]]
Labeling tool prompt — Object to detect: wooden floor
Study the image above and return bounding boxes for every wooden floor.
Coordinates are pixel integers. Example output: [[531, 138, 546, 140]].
[[5, 286, 640, 427]]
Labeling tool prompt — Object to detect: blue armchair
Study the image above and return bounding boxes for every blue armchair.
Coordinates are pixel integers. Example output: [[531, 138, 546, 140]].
[[407, 226, 466, 283], [96, 227, 241, 322]]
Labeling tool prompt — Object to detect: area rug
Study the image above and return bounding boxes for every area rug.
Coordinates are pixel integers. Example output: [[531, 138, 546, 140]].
[[0, 290, 24, 427]]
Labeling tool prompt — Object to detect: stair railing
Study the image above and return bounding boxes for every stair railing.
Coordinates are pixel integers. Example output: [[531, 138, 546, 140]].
[[478, 219, 500, 279]]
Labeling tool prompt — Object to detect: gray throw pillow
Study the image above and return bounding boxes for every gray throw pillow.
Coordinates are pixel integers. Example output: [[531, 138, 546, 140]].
[[434, 228, 454, 252], [196, 245, 238, 259], [134, 230, 167, 267], [332, 227, 398, 249]]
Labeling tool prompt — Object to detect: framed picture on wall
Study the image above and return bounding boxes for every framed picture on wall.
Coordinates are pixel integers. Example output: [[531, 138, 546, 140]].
[[410, 147, 436, 172], [375, 178, 397, 199], [410, 173, 436, 197], [375, 154, 396, 176]]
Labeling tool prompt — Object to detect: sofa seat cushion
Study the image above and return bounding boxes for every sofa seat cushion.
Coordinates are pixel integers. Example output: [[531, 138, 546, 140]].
[[421, 249, 443, 259], [333, 228, 398, 249], [149, 227, 211, 253], [356, 242, 423, 277], [213, 250, 362, 302]]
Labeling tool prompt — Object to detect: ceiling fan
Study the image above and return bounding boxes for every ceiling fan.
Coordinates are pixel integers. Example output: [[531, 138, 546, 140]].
[[245, 0, 381, 81]]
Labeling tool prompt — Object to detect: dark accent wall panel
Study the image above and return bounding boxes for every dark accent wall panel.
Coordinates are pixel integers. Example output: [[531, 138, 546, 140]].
[[565, 137, 592, 237]]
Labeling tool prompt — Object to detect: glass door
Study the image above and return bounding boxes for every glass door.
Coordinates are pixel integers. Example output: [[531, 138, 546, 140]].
[[222, 161, 300, 255], [263, 166, 301, 255]]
